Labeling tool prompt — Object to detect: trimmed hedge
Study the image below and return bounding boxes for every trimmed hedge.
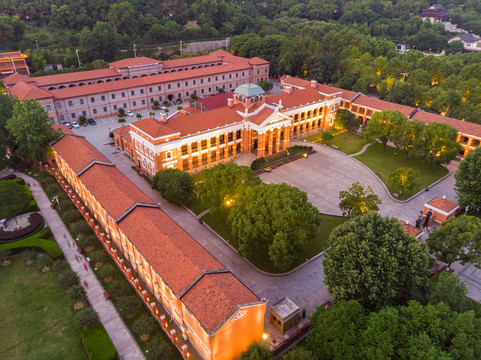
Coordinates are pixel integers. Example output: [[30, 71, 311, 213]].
[[287, 145, 313, 154], [81, 324, 118, 360], [0, 174, 17, 181], [250, 146, 314, 170], [0, 227, 62, 258], [0, 212, 45, 242]]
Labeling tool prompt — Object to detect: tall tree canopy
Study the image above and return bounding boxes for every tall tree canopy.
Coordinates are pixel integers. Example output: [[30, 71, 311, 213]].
[[0, 180, 31, 221], [338, 182, 381, 217], [454, 147, 481, 213], [364, 110, 407, 152], [6, 99, 60, 162], [229, 183, 320, 270], [152, 168, 193, 205], [323, 212, 430, 308]]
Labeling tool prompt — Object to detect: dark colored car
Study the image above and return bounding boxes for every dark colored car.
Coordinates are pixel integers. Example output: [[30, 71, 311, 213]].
[[87, 118, 97, 125], [62, 121, 73, 129]]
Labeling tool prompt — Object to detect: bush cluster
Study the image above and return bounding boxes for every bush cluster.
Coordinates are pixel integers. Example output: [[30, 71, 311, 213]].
[[0, 212, 45, 242]]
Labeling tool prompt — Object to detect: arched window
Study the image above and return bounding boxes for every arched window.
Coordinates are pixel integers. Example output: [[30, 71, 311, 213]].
[[166, 151, 172, 159]]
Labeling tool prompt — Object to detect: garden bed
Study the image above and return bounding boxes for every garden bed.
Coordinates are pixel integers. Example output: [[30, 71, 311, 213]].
[[251, 146, 315, 173]]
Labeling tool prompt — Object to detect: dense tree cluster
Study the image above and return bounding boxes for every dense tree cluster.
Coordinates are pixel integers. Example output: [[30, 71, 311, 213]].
[[455, 147, 481, 212]]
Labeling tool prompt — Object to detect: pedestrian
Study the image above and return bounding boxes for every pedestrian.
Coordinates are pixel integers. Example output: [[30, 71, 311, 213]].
[[83, 280, 88, 288], [75, 255, 80, 263], [67, 241, 71, 248], [415, 216, 422, 229], [424, 209, 433, 228], [83, 263, 88, 271]]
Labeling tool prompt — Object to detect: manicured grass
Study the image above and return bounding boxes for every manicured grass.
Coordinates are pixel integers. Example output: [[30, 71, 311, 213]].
[[355, 143, 449, 199], [81, 324, 118, 360], [202, 210, 346, 273], [187, 193, 208, 215], [303, 131, 370, 155], [0, 257, 85, 360]]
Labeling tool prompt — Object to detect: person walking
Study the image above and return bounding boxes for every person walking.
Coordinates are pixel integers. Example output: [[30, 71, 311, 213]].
[[424, 210, 433, 228], [83, 263, 88, 271], [83, 280, 89, 288]]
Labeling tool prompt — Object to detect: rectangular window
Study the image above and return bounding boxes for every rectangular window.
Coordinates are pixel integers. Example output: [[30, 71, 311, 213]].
[[228, 132, 233, 142], [149, 87, 152, 92], [215, 76, 218, 81], [46, 105, 51, 111], [236, 130, 242, 139], [150, 98, 154, 103], [111, 94, 116, 99], [209, 87, 212, 92], [101, 95, 105, 101], [56, 103, 61, 108], [208, 78, 211, 82], [131, 90, 135, 95], [168, 84, 171, 89], [82, 111, 87, 116], [201, 89, 204, 93], [222, 75, 225, 80], [60, 115, 64, 120], [158, 86, 161, 90], [193, 80, 196, 85], [90, 97, 95, 103], [140, 89, 144, 94], [103, 107, 107, 112], [159, 96, 163, 101], [133, 101, 137, 106], [200, 79, 204, 84], [71, 113, 76, 118], [123, 103, 127, 108], [177, 83, 181, 88], [219, 135, 225, 145], [242, 72, 245, 76], [191, 143, 198, 152], [236, 73, 238, 77], [210, 137, 216, 146], [185, 81, 188, 86], [93, 109, 97, 114], [113, 105, 117, 110], [80, 99, 84, 105], [68, 101, 73, 106], [142, 100, 145, 105], [229, 74, 232, 78], [186, 91, 189, 96]]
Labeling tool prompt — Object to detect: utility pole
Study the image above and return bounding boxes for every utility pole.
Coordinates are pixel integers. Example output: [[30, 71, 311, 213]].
[[35, 39, 39, 51], [180, 40, 183, 57], [226, 37, 230, 51], [133, 44, 137, 57], [75, 49, 82, 68]]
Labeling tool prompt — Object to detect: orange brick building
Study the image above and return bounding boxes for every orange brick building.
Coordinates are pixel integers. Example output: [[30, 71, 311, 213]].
[[0, 51, 29, 76], [51, 133, 266, 360], [114, 82, 339, 175]]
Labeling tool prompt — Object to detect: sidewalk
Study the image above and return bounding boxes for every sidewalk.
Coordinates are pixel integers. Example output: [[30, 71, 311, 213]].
[[15, 171, 145, 360]]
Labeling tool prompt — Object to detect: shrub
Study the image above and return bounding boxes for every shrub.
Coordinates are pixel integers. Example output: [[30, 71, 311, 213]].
[[98, 264, 115, 280], [61, 209, 82, 225], [288, 145, 313, 154], [75, 308, 99, 329], [68, 284, 87, 302], [107, 280, 132, 299], [133, 315, 157, 337], [250, 157, 267, 170], [118, 295, 142, 317], [89, 250, 107, 264], [152, 168, 193, 205], [177, 105, 183, 110], [45, 184, 60, 196], [77, 235, 98, 249], [27, 200, 39, 212], [70, 220, 93, 238], [12, 177, 26, 185], [145, 337, 174, 360], [81, 324, 118, 360], [322, 131, 334, 143], [36, 253, 52, 268], [58, 269, 79, 290]]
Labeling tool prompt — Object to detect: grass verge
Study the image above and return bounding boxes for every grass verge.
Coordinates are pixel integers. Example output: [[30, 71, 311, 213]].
[[81, 324, 118, 360], [354, 143, 449, 199], [0, 227, 62, 259], [0, 257, 85, 360]]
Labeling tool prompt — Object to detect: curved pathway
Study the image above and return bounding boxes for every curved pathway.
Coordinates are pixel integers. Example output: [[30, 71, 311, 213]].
[[0, 169, 145, 360]]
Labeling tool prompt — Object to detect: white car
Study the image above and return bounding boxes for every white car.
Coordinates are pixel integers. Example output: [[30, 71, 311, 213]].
[[71, 121, 80, 129], [126, 111, 134, 117], [160, 104, 168, 110]]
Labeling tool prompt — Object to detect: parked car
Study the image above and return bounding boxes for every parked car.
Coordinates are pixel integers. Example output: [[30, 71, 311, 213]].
[[62, 121, 73, 129], [87, 118, 97, 125], [126, 111, 134, 117], [160, 104, 167, 110], [71, 121, 80, 129]]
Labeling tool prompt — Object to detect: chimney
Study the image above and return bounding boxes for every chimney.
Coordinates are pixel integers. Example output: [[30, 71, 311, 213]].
[[227, 98, 234, 107], [442, 195, 446, 200], [311, 80, 317, 88], [284, 86, 292, 94], [160, 113, 167, 122]]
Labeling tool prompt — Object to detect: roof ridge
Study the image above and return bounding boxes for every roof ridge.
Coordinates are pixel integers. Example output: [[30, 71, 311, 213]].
[[115, 202, 160, 223], [50, 133, 85, 146], [178, 269, 229, 299], [351, 92, 363, 102], [77, 160, 115, 177]]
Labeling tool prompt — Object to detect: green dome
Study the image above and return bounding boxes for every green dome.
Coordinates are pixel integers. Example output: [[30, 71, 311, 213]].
[[234, 83, 266, 98]]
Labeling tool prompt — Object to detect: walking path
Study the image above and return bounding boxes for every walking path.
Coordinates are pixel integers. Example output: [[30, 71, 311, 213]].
[[3, 169, 145, 360], [349, 142, 373, 157]]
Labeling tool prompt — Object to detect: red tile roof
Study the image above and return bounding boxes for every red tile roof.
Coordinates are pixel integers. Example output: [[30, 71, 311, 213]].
[[249, 57, 269, 65], [162, 50, 231, 69], [249, 107, 275, 126], [9, 81, 53, 100], [412, 110, 481, 138], [265, 88, 325, 110], [280, 76, 310, 89], [427, 197, 459, 213], [352, 95, 415, 117], [52, 124, 74, 135], [118, 206, 224, 294], [51, 134, 110, 173], [166, 106, 243, 137], [109, 57, 161, 68], [132, 118, 178, 138], [113, 125, 131, 136], [182, 272, 260, 332], [79, 164, 154, 219], [3, 72, 33, 86], [399, 221, 422, 238], [33, 68, 120, 87], [199, 92, 232, 110]]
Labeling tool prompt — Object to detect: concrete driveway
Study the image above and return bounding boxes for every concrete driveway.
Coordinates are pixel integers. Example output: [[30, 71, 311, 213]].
[[260, 141, 458, 225]]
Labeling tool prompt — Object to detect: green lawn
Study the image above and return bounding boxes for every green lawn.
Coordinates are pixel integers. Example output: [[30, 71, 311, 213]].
[[303, 131, 370, 155], [0, 257, 85, 360], [201, 210, 346, 273], [354, 143, 449, 199]]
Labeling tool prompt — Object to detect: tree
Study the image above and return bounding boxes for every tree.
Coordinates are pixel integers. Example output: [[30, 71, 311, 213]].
[[74, 308, 99, 328], [307, 300, 366, 360], [455, 147, 481, 212], [0, 181, 31, 222], [79, 22, 121, 62], [149, 111, 155, 118], [152, 168, 193, 205], [118, 108, 125, 116], [145, 337, 174, 360], [334, 109, 360, 132], [228, 183, 320, 270], [427, 215, 481, 270], [427, 272, 471, 313], [364, 110, 407, 152], [338, 182, 382, 217], [0, 94, 16, 158], [67, 284, 87, 302], [448, 40, 464, 53], [133, 315, 156, 337], [6, 99, 60, 162], [57, 269, 79, 291], [136, 113, 142, 120], [323, 212, 430, 308], [198, 163, 261, 212], [107, 2, 137, 36], [257, 80, 273, 92], [91, 59, 109, 69], [413, 122, 461, 168], [321, 131, 334, 143], [118, 117, 126, 125], [118, 295, 142, 317], [390, 119, 424, 160], [280, 346, 313, 360], [387, 167, 420, 199], [240, 342, 272, 360]]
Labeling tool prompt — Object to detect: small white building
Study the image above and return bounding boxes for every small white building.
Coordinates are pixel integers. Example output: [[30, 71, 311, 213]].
[[448, 33, 481, 52]]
